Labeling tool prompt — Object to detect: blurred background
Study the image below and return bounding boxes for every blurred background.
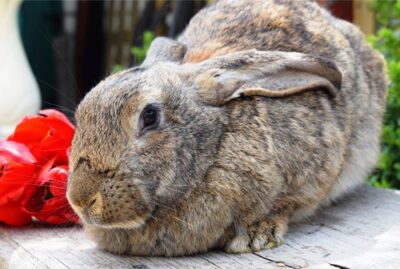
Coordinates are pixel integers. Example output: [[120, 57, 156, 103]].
[[1, 0, 399, 189]]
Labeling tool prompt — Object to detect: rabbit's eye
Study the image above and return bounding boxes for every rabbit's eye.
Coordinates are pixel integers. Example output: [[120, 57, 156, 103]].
[[143, 108, 158, 127], [138, 104, 160, 136]]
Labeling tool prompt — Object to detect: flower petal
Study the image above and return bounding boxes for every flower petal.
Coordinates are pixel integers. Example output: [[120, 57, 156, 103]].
[[22, 165, 79, 225], [48, 165, 69, 197], [38, 109, 75, 130], [0, 141, 37, 206], [0, 141, 36, 164], [7, 109, 74, 164], [0, 202, 32, 226], [33, 196, 79, 225]]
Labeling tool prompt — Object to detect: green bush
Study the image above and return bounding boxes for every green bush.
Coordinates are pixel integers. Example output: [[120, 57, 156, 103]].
[[368, 0, 400, 189]]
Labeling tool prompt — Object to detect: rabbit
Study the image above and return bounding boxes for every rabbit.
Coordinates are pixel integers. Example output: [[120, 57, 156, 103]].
[[66, 0, 387, 256]]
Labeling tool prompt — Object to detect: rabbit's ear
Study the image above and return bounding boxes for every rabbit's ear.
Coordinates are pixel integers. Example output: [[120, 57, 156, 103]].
[[142, 37, 187, 66], [193, 50, 342, 106]]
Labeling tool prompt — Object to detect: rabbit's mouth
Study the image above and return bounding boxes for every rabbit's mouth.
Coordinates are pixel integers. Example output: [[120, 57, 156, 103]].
[[92, 215, 149, 229], [86, 205, 159, 230]]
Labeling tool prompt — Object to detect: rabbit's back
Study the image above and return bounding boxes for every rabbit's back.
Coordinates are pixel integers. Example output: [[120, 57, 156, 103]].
[[180, 0, 387, 124], [181, 0, 387, 217], [180, 0, 346, 62]]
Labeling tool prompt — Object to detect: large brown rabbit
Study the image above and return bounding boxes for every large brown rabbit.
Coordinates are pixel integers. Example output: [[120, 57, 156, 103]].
[[66, 0, 387, 256]]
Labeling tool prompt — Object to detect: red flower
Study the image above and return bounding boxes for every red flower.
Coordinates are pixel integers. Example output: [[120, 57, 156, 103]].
[[23, 159, 79, 225], [8, 109, 75, 164], [0, 109, 79, 226], [0, 141, 36, 226]]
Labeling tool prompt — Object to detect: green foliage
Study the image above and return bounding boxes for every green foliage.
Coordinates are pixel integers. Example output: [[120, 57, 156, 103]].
[[131, 31, 155, 64], [112, 31, 155, 73], [112, 64, 125, 74], [368, 0, 400, 189]]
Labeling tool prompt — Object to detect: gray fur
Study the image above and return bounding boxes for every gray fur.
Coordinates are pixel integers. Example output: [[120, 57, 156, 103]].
[[67, 0, 387, 256]]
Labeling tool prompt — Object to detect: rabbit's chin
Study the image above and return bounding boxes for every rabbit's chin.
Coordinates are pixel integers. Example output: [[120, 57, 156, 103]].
[[88, 213, 151, 230]]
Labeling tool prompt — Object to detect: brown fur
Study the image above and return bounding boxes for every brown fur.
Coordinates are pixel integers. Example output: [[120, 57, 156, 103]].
[[67, 0, 387, 256]]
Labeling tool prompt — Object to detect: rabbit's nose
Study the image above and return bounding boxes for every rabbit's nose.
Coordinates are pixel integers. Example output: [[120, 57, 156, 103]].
[[67, 190, 100, 214], [66, 171, 100, 213], [66, 182, 97, 213]]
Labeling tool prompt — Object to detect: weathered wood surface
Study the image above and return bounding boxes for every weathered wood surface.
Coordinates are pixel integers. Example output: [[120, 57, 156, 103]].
[[1, 186, 399, 269]]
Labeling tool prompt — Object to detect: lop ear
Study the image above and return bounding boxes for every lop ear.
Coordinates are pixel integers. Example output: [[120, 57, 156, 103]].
[[142, 37, 187, 66], [192, 50, 342, 106]]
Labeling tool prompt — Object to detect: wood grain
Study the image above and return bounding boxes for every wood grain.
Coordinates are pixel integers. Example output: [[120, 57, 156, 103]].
[[1, 186, 399, 269]]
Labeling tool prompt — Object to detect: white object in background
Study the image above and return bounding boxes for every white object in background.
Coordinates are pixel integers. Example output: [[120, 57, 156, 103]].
[[0, 0, 40, 138]]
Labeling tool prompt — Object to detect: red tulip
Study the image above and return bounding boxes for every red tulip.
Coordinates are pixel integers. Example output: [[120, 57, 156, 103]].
[[23, 160, 79, 225], [8, 109, 75, 164], [0, 109, 79, 226], [0, 141, 36, 226]]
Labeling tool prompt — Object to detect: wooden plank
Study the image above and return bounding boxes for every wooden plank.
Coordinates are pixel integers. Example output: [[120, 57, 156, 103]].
[[0, 228, 50, 269], [0, 186, 399, 269], [258, 186, 400, 268]]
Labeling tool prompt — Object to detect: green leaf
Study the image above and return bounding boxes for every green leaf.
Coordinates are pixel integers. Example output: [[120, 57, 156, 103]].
[[131, 31, 155, 64], [112, 64, 125, 73]]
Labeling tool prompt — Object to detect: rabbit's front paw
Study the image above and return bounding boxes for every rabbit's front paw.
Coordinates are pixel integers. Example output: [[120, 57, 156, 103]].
[[224, 224, 251, 253], [248, 218, 285, 252], [225, 216, 287, 253]]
